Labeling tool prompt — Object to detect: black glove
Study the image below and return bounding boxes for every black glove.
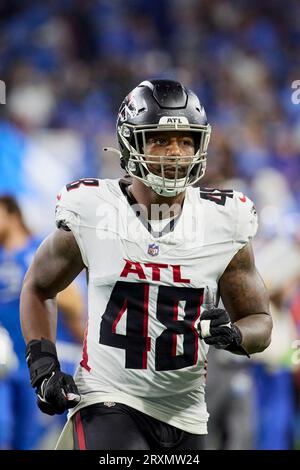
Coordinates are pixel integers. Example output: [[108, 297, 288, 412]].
[[26, 338, 81, 415], [198, 308, 250, 357]]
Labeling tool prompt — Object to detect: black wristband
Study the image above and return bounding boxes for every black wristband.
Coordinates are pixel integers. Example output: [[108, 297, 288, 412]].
[[26, 338, 60, 387], [224, 325, 250, 358]]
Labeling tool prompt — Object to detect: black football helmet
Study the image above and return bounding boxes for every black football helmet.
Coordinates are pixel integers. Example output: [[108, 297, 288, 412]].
[[114, 79, 211, 196]]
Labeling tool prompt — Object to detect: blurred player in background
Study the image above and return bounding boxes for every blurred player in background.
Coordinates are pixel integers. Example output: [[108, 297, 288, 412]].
[[291, 282, 300, 449], [251, 237, 300, 449], [0, 195, 84, 449], [20, 80, 272, 450], [204, 338, 255, 450], [0, 324, 18, 448]]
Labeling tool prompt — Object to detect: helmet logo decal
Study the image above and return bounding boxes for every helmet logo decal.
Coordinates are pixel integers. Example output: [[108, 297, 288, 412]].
[[167, 117, 183, 123], [119, 96, 139, 122], [158, 116, 189, 125]]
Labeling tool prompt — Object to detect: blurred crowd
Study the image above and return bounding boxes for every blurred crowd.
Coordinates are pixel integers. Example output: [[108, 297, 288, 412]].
[[0, 0, 300, 450]]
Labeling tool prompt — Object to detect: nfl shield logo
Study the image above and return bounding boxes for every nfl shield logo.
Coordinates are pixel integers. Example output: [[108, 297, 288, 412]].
[[148, 243, 159, 256]]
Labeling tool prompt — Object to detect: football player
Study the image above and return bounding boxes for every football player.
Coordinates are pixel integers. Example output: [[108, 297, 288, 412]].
[[20, 80, 272, 450]]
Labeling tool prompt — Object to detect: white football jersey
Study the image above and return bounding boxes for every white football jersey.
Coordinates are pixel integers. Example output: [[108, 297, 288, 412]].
[[55, 178, 258, 434]]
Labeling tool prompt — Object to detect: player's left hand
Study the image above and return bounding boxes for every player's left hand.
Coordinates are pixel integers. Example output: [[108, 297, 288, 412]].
[[37, 370, 81, 415], [198, 287, 250, 357]]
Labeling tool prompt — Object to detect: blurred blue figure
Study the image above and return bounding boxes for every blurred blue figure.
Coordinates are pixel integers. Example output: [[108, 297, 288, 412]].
[[252, 363, 294, 450], [0, 195, 43, 449], [0, 122, 27, 197], [0, 324, 18, 448], [0, 195, 84, 449], [252, 237, 300, 449]]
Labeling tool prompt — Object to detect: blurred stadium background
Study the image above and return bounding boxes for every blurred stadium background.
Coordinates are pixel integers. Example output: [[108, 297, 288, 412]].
[[0, 0, 300, 450]]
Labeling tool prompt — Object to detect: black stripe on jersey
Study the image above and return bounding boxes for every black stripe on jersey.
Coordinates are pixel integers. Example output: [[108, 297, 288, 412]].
[[199, 187, 234, 206], [66, 179, 99, 191]]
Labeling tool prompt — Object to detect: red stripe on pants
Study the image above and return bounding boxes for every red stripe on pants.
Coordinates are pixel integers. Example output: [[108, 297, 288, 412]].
[[75, 411, 87, 450]]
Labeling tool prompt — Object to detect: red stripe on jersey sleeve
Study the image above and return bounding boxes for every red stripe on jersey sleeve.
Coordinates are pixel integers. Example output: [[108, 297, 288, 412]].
[[80, 322, 91, 372]]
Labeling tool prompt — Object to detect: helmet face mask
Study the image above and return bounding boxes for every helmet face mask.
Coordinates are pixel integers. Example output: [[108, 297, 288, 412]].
[[117, 80, 211, 197]]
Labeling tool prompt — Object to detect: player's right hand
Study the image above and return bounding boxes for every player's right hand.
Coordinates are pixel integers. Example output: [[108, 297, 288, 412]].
[[37, 370, 81, 415], [26, 337, 81, 416], [198, 287, 250, 357]]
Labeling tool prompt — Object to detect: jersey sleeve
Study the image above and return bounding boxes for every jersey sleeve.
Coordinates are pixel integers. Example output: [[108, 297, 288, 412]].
[[55, 184, 89, 266], [234, 191, 258, 247]]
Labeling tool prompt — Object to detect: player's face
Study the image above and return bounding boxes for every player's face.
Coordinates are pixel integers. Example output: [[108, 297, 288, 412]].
[[144, 131, 195, 179]]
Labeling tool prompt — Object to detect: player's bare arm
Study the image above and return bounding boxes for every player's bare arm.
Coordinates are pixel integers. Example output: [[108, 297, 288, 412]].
[[20, 229, 84, 415], [219, 243, 272, 354], [20, 229, 84, 344]]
